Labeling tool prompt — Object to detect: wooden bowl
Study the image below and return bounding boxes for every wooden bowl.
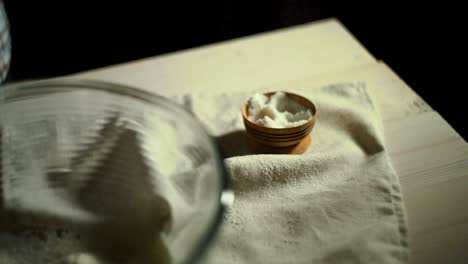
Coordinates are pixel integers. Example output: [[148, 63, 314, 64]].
[[242, 91, 317, 150]]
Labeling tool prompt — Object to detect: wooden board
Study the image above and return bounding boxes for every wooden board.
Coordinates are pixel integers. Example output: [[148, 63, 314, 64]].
[[385, 111, 468, 264], [69, 19, 468, 263]]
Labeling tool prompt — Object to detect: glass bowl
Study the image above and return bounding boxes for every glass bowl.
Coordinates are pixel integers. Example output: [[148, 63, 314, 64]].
[[0, 79, 230, 264]]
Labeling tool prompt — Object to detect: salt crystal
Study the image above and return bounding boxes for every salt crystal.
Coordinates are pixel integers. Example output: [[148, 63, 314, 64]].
[[247, 92, 313, 128]]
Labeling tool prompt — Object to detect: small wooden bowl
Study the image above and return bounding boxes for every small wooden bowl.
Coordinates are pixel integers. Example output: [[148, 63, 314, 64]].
[[242, 92, 317, 150]]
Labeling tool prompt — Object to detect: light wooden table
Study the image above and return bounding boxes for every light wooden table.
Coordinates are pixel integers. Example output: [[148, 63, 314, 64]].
[[72, 18, 468, 263]]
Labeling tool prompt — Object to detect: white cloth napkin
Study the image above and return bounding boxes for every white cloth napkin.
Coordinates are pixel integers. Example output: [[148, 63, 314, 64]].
[[177, 82, 409, 264]]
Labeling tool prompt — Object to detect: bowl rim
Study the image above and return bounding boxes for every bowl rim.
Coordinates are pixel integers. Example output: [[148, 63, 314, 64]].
[[0, 78, 230, 264], [242, 91, 317, 134]]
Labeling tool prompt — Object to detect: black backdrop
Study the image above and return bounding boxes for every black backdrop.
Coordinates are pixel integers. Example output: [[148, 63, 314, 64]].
[[3, 1, 464, 138]]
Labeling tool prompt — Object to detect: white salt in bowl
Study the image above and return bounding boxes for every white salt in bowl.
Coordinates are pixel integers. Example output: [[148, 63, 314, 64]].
[[242, 91, 317, 149]]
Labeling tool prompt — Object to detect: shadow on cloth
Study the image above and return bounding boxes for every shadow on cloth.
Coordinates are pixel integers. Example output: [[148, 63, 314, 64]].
[[215, 130, 252, 158]]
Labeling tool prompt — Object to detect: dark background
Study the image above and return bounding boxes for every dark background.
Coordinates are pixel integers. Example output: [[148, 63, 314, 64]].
[[2, 2, 464, 138]]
